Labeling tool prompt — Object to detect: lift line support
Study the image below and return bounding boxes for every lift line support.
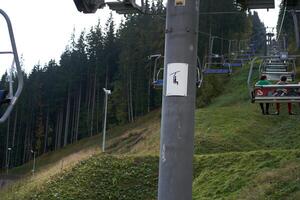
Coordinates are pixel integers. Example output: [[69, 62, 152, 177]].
[[158, 0, 199, 199], [285, 0, 300, 49], [74, 0, 199, 199]]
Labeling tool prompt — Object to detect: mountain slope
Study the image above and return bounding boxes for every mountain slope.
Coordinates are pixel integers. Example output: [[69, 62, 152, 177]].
[[3, 65, 300, 199]]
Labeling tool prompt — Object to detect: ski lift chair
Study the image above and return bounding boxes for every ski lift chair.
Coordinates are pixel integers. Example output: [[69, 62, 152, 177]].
[[203, 54, 232, 74], [226, 40, 243, 68], [0, 9, 23, 123], [106, 0, 145, 14], [148, 54, 164, 88], [260, 56, 296, 82], [248, 57, 300, 103], [74, 0, 106, 13], [148, 54, 203, 89], [74, 0, 145, 14], [223, 55, 243, 68]]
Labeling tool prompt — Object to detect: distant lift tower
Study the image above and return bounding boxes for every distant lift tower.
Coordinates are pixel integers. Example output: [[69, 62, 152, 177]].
[[285, 0, 300, 49]]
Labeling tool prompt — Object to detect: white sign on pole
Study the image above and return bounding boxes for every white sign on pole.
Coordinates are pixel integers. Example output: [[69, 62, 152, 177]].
[[166, 63, 188, 96]]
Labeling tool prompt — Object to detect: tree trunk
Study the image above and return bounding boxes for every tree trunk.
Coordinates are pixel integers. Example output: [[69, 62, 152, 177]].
[[129, 74, 134, 122], [64, 89, 71, 147], [5, 117, 10, 170], [54, 112, 59, 150], [147, 73, 151, 113], [96, 81, 100, 134], [90, 74, 97, 136], [87, 78, 92, 126], [12, 110, 17, 149], [43, 109, 49, 153], [70, 97, 76, 144], [23, 120, 29, 164], [57, 110, 63, 149], [75, 85, 82, 142]]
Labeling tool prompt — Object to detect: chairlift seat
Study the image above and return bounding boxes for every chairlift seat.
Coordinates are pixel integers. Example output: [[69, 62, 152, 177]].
[[265, 68, 288, 72], [73, 0, 105, 13], [262, 72, 294, 82], [204, 69, 231, 74], [106, 0, 143, 14], [265, 65, 287, 69], [153, 79, 163, 87], [223, 62, 243, 67], [252, 84, 300, 103]]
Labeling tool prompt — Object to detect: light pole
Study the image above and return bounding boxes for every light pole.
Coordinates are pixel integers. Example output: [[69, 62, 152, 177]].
[[102, 88, 111, 152], [31, 150, 36, 176], [6, 147, 11, 174]]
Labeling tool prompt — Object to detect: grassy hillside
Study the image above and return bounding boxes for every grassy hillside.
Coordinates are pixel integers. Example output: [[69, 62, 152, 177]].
[[3, 65, 300, 199], [0, 111, 160, 199], [8, 150, 300, 200]]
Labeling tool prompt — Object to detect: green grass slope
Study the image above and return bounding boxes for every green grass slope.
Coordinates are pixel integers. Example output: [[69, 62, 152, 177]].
[[195, 68, 300, 154], [12, 150, 300, 200], [4, 66, 300, 199]]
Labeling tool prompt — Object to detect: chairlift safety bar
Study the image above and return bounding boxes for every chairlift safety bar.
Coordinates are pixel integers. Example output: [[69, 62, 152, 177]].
[[0, 9, 23, 123]]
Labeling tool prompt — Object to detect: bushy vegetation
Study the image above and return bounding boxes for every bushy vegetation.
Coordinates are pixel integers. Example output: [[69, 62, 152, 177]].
[[27, 156, 158, 200]]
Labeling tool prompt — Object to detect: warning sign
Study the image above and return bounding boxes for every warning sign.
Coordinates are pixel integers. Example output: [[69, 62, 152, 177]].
[[166, 63, 188, 96]]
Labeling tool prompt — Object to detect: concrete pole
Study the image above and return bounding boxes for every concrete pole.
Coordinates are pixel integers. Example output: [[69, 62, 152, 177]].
[[102, 88, 111, 152], [158, 0, 199, 198], [31, 150, 36, 176], [6, 148, 11, 174]]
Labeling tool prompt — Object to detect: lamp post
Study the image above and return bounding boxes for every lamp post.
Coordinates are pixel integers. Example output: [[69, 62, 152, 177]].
[[6, 147, 11, 174], [31, 150, 36, 176], [102, 88, 111, 152]]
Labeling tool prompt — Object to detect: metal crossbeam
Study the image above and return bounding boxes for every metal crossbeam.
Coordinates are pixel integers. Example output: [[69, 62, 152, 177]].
[[0, 51, 13, 54]]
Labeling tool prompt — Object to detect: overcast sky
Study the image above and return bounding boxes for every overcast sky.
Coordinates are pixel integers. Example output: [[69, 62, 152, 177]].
[[0, 0, 281, 75]]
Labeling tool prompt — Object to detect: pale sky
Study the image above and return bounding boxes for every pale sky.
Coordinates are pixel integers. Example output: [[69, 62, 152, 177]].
[[254, 0, 281, 32], [0, 0, 282, 75], [0, 0, 122, 75]]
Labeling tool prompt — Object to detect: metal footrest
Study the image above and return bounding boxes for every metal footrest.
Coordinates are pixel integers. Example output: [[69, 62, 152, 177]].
[[106, 0, 143, 14]]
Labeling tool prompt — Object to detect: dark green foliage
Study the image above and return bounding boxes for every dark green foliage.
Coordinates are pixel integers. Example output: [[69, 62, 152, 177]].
[[277, 1, 299, 53]]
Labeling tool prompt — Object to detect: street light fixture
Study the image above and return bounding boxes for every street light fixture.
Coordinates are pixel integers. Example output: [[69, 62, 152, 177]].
[[6, 147, 12, 174], [31, 150, 36, 176], [102, 88, 111, 152]]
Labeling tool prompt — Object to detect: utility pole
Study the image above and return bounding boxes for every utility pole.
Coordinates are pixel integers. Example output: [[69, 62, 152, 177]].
[[31, 150, 36, 176], [158, 0, 199, 199], [6, 147, 11, 174], [102, 88, 111, 152]]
